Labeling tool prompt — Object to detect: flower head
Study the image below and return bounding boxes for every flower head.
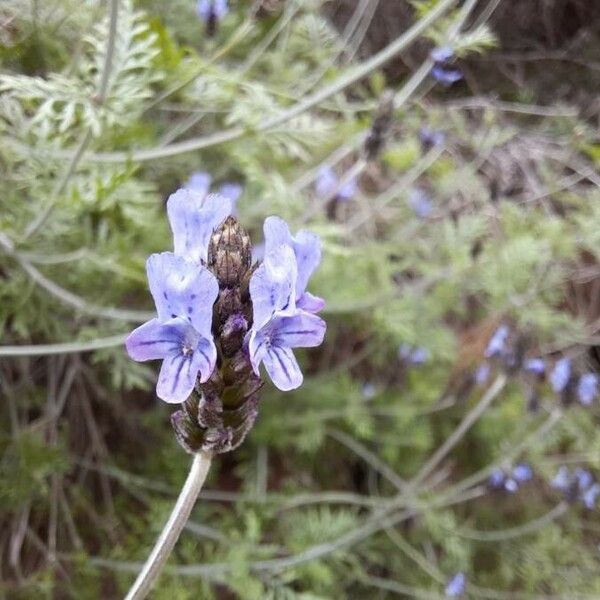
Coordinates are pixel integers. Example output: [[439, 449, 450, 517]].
[[167, 189, 232, 264], [315, 166, 357, 202], [408, 188, 433, 218], [263, 216, 325, 313], [485, 325, 510, 358], [126, 253, 219, 403], [524, 357, 545, 375], [196, 0, 228, 22], [577, 373, 598, 406], [550, 357, 572, 393], [248, 245, 326, 391], [445, 572, 466, 597]]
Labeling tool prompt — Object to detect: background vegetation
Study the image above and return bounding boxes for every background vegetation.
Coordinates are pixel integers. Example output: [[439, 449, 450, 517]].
[[1, 0, 600, 597]]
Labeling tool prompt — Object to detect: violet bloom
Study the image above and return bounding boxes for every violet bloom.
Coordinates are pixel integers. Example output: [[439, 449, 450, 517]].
[[551, 466, 571, 492], [583, 483, 600, 509], [577, 373, 598, 406], [504, 478, 518, 493], [550, 357, 571, 393], [196, 0, 228, 22], [474, 363, 491, 385], [576, 468, 593, 492], [186, 172, 243, 212], [513, 463, 533, 482], [408, 188, 433, 218], [167, 188, 232, 264], [315, 166, 357, 202], [445, 572, 466, 597], [248, 245, 326, 391], [524, 357, 545, 375], [419, 127, 446, 150], [485, 325, 510, 358], [263, 216, 325, 313], [430, 46, 463, 87], [488, 468, 505, 489], [126, 253, 218, 403]]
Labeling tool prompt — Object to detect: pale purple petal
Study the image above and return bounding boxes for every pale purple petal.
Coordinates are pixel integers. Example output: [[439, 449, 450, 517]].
[[297, 291, 325, 313], [271, 311, 326, 348], [167, 189, 231, 263], [431, 46, 454, 63], [293, 230, 322, 298], [252, 243, 265, 263], [213, 0, 229, 19], [262, 345, 303, 391], [263, 217, 322, 299], [337, 177, 357, 201], [219, 182, 243, 204], [315, 166, 338, 198], [146, 252, 219, 334], [156, 350, 201, 403], [126, 318, 185, 361], [186, 171, 212, 196], [249, 245, 297, 329]]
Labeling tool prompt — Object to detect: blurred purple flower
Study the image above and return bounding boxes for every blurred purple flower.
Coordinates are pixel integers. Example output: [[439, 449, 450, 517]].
[[126, 253, 219, 403], [315, 166, 357, 202], [263, 216, 325, 313], [186, 171, 243, 212], [408, 188, 433, 218], [445, 572, 466, 597], [431, 46, 454, 63], [488, 468, 505, 489], [167, 188, 232, 264], [248, 245, 326, 391], [219, 182, 243, 206], [577, 373, 598, 406], [550, 358, 571, 393], [252, 242, 265, 263], [524, 358, 545, 375], [430, 46, 462, 86], [504, 478, 518, 493], [576, 468, 593, 492], [474, 363, 491, 385], [196, 0, 228, 22], [362, 382, 377, 399], [551, 466, 571, 492], [398, 344, 429, 365], [583, 483, 600, 509], [512, 463, 533, 482], [485, 325, 509, 358], [419, 127, 446, 149]]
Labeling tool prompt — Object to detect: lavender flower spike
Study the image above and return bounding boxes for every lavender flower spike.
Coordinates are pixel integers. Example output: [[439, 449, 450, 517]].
[[248, 245, 326, 391], [126, 252, 219, 403], [167, 189, 231, 264], [263, 216, 325, 313]]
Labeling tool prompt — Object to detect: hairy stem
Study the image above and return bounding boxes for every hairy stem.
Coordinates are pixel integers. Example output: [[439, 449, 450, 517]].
[[124, 451, 212, 600]]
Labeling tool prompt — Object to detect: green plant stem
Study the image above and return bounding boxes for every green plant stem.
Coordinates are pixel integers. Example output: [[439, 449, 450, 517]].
[[124, 451, 212, 600], [50, 0, 458, 164]]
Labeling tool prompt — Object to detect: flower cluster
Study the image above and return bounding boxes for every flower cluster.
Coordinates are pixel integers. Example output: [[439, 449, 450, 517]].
[[552, 467, 600, 509], [125, 186, 326, 453], [430, 46, 463, 86], [488, 463, 533, 493]]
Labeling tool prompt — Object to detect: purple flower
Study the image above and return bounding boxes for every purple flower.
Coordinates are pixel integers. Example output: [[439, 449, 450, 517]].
[[252, 243, 265, 263], [167, 188, 231, 264], [474, 363, 491, 385], [315, 166, 357, 202], [504, 478, 518, 493], [263, 216, 325, 313], [126, 253, 219, 403], [445, 572, 466, 597], [485, 325, 510, 358], [419, 127, 446, 149], [410, 347, 430, 365], [488, 468, 505, 489], [362, 382, 376, 399], [582, 483, 600, 509], [551, 466, 571, 492], [408, 188, 433, 218], [248, 245, 326, 391], [577, 373, 598, 406], [512, 463, 533, 482], [431, 46, 454, 63], [219, 182, 243, 206], [524, 358, 545, 375], [196, 0, 228, 22], [576, 468, 593, 492], [550, 358, 571, 393], [187, 171, 212, 196]]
